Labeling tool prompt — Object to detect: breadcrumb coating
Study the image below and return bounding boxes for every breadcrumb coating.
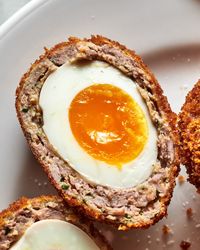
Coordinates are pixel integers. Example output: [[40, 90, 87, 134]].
[[179, 81, 200, 191]]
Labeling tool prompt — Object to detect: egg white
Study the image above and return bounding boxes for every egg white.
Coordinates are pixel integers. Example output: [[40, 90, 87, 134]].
[[39, 60, 157, 188], [10, 219, 99, 250]]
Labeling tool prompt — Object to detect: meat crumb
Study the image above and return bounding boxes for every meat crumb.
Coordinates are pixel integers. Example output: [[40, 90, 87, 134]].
[[180, 240, 191, 249], [178, 175, 185, 184], [186, 208, 193, 218], [162, 225, 171, 235]]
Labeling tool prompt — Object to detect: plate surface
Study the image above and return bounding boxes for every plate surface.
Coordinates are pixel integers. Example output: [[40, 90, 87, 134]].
[[0, 0, 200, 249]]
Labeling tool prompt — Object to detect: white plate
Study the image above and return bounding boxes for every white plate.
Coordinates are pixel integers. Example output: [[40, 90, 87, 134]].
[[0, 0, 200, 249]]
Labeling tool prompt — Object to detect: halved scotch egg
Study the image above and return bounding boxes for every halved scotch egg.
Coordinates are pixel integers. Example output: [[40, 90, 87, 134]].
[[0, 196, 111, 250], [179, 80, 200, 191], [16, 36, 179, 229]]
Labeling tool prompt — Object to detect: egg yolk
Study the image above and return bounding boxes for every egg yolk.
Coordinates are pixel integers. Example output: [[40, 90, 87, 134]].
[[69, 84, 148, 167]]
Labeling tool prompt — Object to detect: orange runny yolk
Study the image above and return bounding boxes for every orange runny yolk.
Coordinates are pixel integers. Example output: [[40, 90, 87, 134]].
[[69, 84, 148, 168]]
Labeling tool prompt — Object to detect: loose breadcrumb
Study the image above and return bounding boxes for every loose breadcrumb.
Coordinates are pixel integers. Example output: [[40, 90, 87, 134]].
[[178, 175, 185, 185], [162, 225, 171, 235], [180, 240, 191, 249], [186, 208, 193, 218]]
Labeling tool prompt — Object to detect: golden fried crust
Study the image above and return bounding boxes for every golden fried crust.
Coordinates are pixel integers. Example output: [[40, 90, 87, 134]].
[[15, 35, 179, 230], [179, 81, 200, 191], [0, 196, 111, 250]]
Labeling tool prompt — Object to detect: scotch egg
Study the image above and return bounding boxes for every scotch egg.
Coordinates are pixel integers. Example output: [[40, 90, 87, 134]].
[[179, 80, 200, 191], [0, 196, 110, 250], [16, 36, 179, 229]]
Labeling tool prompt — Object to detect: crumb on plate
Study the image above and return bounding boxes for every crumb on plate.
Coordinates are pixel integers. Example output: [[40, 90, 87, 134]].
[[178, 175, 185, 185], [180, 240, 191, 249], [186, 208, 193, 218], [162, 225, 171, 235]]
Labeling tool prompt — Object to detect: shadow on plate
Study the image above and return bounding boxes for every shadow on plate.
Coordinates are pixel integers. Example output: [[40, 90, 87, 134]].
[[193, 0, 200, 4], [141, 43, 200, 72], [15, 146, 56, 199]]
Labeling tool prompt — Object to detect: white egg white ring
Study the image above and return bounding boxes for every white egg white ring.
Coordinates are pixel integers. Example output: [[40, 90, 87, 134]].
[[10, 219, 99, 250], [39, 60, 158, 188]]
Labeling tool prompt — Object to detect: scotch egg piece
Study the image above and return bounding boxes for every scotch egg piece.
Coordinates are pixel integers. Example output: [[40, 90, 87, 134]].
[[0, 196, 109, 249], [39, 60, 157, 188], [10, 219, 99, 250], [179, 80, 200, 191]]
